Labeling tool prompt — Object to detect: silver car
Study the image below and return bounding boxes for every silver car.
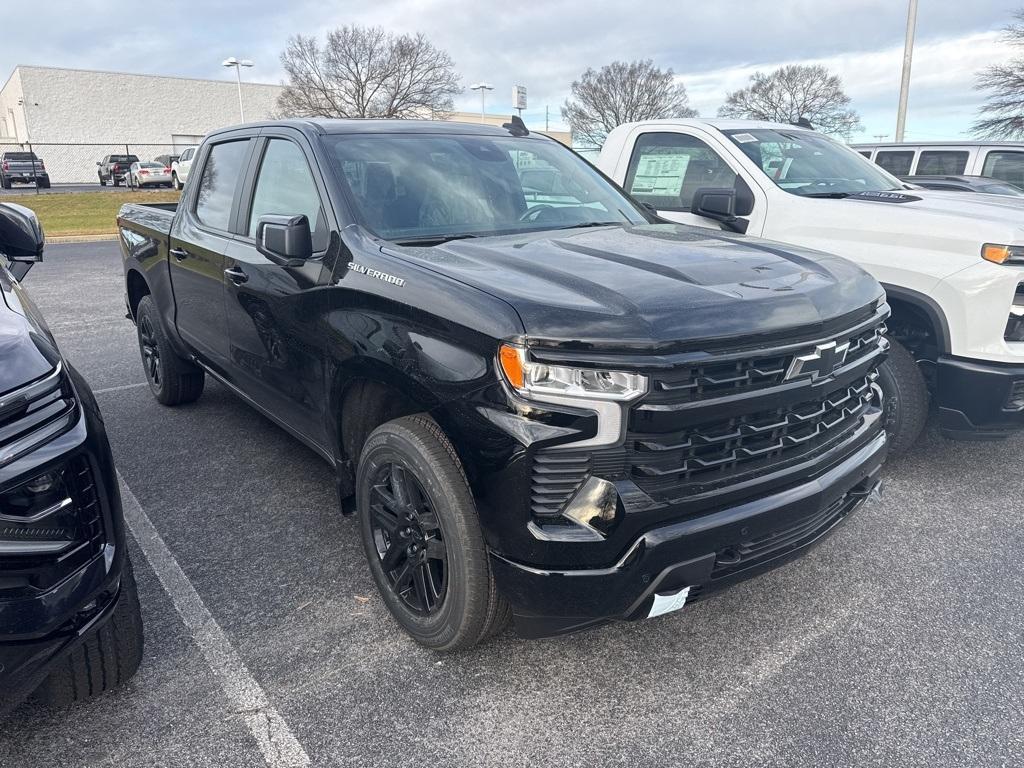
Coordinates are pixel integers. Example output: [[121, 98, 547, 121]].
[[128, 161, 173, 188]]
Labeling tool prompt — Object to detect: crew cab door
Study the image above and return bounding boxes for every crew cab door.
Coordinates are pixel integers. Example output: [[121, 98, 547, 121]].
[[614, 127, 767, 236], [221, 131, 333, 449], [169, 135, 254, 368]]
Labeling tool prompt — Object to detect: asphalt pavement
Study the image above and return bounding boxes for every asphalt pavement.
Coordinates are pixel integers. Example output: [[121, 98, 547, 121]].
[[0, 241, 1021, 767], [0, 182, 172, 195]]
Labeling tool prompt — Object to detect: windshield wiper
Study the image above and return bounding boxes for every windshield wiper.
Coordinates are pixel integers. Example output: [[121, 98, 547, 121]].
[[799, 191, 853, 199], [547, 221, 624, 231], [392, 233, 482, 246]]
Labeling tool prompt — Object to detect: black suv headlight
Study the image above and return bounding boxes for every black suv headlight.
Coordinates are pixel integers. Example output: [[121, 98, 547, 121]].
[[0, 463, 82, 555]]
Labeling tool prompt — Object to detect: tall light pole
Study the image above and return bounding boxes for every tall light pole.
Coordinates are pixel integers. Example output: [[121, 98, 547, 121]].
[[222, 57, 254, 122], [469, 82, 494, 123], [895, 0, 918, 143]]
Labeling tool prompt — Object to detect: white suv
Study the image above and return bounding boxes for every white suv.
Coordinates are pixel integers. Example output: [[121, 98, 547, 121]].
[[170, 146, 198, 190], [599, 119, 1024, 454]]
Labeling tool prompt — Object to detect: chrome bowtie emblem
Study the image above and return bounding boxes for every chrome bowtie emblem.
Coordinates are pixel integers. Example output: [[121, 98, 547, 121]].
[[785, 340, 850, 381]]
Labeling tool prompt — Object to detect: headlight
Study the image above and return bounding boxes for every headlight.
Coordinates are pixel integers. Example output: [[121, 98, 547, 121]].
[[498, 344, 647, 401], [982, 244, 1024, 265], [497, 343, 647, 451], [0, 464, 78, 555]]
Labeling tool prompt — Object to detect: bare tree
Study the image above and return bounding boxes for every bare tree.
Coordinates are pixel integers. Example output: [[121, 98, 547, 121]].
[[973, 11, 1024, 138], [277, 26, 461, 119], [718, 64, 861, 138], [561, 60, 698, 147]]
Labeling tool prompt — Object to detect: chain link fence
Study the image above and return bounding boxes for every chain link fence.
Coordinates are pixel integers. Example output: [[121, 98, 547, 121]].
[[0, 142, 194, 190]]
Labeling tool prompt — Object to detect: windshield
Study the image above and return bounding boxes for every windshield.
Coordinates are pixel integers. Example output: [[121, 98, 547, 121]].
[[140, 162, 163, 169], [323, 133, 646, 243], [4, 153, 38, 162], [724, 129, 902, 197]]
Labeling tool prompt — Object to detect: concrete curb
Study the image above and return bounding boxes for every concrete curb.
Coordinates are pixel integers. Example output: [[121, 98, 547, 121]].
[[47, 234, 118, 243]]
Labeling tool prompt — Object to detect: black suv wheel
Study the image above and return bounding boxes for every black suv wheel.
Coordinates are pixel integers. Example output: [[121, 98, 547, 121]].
[[877, 337, 929, 456], [356, 415, 509, 650]]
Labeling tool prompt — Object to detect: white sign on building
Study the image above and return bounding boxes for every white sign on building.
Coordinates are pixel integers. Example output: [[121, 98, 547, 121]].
[[512, 85, 527, 111]]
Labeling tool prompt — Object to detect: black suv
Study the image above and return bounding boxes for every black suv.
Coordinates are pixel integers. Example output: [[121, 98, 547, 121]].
[[97, 154, 140, 187], [118, 118, 888, 648], [0, 203, 143, 714]]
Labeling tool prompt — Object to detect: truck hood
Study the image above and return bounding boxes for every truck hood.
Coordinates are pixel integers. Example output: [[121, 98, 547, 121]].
[[782, 188, 1024, 276], [0, 270, 60, 395], [394, 224, 882, 352]]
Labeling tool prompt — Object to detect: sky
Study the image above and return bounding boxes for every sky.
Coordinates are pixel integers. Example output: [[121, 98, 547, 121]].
[[2, 0, 1020, 141]]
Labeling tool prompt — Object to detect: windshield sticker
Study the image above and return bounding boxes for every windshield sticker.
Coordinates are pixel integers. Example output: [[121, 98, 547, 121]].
[[733, 133, 759, 143], [630, 154, 690, 197]]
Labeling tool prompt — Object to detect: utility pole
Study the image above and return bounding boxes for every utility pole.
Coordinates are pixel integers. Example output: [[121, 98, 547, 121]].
[[545, 106, 549, 132], [873, 134, 890, 142], [222, 57, 254, 123], [470, 83, 494, 123], [895, 0, 918, 143]]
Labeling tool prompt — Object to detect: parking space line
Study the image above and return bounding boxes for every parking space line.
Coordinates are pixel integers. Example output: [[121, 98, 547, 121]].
[[117, 472, 310, 768], [94, 382, 149, 394]]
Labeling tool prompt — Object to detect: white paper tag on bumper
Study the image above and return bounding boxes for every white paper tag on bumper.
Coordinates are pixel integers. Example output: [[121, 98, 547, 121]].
[[648, 586, 691, 619]]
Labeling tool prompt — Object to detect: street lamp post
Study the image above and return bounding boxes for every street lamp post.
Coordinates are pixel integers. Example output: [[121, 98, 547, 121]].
[[222, 57, 254, 123], [469, 82, 494, 123], [895, 0, 918, 143]]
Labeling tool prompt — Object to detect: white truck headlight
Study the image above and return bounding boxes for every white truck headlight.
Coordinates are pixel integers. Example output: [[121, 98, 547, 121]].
[[497, 343, 648, 449], [982, 244, 1024, 265]]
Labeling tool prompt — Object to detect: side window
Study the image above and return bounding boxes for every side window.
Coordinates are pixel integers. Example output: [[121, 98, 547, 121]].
[[857, 151, 873, 159], [247, 139, 328, 251], [875, 150, 915, 176], [917, 151, 968, 175], [183, 148, 194, 161], [194, 139, 250, 232], [624, 132, 737, 212], [981, 151, 1024, 186]]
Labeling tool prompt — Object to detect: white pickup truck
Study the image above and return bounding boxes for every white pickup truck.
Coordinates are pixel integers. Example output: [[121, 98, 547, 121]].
[[597, 119, 1024, 454]]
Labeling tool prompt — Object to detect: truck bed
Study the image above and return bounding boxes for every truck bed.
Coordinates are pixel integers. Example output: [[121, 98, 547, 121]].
[[117, 202, 177, 240]]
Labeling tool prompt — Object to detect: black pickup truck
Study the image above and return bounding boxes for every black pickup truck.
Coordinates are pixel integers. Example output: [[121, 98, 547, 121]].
[[0, 203, 143, 714], [117, 118, 889, 648]]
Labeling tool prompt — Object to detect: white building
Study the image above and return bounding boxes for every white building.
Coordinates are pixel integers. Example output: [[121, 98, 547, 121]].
[[0, 65, 283, 182], [0, 65, 573, 184]]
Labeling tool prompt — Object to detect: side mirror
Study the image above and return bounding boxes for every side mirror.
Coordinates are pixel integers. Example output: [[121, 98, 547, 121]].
[[0, 202, 44, 280], [96, 161, 101, 166], [692, 187, 749, 235], [255, 214, 312, 267]]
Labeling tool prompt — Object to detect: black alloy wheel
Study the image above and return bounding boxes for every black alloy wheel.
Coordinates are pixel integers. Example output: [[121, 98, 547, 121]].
[[369, 461, 448, 615], [138, 312, 162, 392]]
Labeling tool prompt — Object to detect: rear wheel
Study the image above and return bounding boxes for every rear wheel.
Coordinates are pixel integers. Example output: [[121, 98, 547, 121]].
[[877, 337, 929, 457], [38, 178, 49, 189], [0, 175, 9, 190], [172, 172, 182, 190], [136, 295, 204, 405], [356, 415, 509, 650], [33, 559, 144, 708], [99, 173, 107, 186]]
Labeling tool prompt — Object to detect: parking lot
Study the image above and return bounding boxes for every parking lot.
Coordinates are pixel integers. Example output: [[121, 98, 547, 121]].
[[0, 241, 1021, 767]]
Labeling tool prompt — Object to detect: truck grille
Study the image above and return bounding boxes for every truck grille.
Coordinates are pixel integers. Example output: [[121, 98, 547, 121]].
[[629, 375, 876, 501], [643, 323, 883, 407], [530, 314, 887, 517]]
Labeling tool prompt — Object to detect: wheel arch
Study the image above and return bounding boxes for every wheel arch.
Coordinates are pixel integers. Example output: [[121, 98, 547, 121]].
[[125, 268, 151, 321], [880, 283, 951, 358]]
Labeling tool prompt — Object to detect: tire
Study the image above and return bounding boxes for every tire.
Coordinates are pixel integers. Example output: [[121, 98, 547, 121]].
[[136, 295, 205, 405], [0, 175, 9, 190], [113, 175, 121, 187], [38, 178, 50, 189], [356, 414, 509, 651], [172, 172, 182, 190], [99, 173, 107, 186], [877, 337, 929, 457], [33, 559, 144, 708]]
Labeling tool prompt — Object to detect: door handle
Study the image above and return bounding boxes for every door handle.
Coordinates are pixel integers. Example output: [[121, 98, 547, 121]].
[[170, 247, 189, 261], [224, 266, 249, 284]]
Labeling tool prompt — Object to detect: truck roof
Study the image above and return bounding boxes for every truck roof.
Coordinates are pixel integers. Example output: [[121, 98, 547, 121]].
[[207, 118, 546, 140], [607, 118, 813, 133]]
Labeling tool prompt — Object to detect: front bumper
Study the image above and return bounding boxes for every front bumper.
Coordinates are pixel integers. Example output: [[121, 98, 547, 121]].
[[936, 355, 1024, 438], [491, 430, 886, 639], [0, 367, 127, 712]]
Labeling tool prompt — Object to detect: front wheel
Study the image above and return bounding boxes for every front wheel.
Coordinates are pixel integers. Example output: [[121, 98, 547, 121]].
[[877, 337, 929, 457], [33, 559, 144, 707], [171, 172, 182, 190], [356, 415, 509, 650], [136, 295, 204, 405]]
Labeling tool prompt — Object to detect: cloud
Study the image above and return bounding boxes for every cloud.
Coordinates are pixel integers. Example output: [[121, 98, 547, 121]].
[[0, 1, 1017, 137]]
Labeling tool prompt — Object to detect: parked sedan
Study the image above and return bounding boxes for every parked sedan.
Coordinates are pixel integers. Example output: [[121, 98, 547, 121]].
[[900, 174, 1024, 197], [129, 161, 172, 188]]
